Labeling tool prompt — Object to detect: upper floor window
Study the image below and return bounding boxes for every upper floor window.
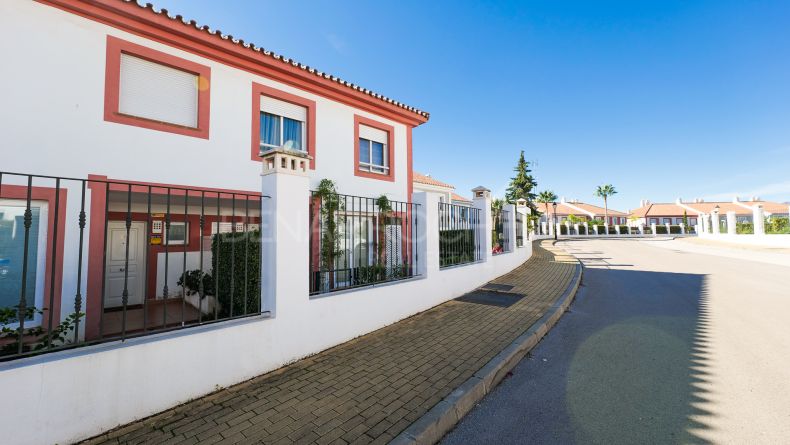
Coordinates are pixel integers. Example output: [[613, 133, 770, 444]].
[[358, 125, 389, 174], [119, 54, 199, 128], [354, 115, 395, 182], [104, 36, 211, 138], [260, 96, 307, 152]]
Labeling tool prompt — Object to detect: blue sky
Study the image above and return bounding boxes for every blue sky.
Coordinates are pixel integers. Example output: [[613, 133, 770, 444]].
[[162, 0, 790, 211]]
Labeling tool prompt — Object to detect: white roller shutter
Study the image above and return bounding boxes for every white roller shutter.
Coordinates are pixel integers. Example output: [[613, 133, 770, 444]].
[[359, 125, 388, 144], [260, 96, 307, 121], [118, 53, 199, 128]]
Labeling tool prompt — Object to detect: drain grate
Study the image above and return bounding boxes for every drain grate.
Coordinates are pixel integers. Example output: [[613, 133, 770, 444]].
[[455, 290, 525, 308], [480, 283, 514, 292]]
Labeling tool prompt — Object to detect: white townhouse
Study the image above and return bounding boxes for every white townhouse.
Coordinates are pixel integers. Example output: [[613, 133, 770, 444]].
[[0, 0, 430, 343]]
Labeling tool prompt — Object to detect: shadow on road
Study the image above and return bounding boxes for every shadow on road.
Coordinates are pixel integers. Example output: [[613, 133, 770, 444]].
[[443, 254, 715, 444]]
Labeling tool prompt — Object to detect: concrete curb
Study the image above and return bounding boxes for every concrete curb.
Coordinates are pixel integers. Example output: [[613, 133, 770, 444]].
[[389, 244, 583, 445]]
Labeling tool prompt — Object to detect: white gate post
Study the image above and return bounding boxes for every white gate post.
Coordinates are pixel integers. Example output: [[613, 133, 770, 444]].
[[726, 211, 737, 235], [651, 223, 657, 236], [260, 149, 311, 316], [472, 186, 493, 261], [753, 204, 765, 235], [712, 208, 721, 234]]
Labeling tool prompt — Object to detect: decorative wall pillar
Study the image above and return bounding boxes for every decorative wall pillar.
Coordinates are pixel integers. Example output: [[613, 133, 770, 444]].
[[574, 223, 580, 235], [665, 222, 671, 235], [260, 148, 311, 317], [679, 223, 685, 235], [639, 223, 644, 235], [753, 204, 765, 235], [651, 223, 657, 236], [472, 186, 493, 261], [712, 209, 721, 234], [615, 225, 621, 235], [726, 211, 737, 235]]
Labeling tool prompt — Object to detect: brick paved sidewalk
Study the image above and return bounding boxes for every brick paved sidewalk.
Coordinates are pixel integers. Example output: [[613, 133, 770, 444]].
[[84, 240, 577, 445]]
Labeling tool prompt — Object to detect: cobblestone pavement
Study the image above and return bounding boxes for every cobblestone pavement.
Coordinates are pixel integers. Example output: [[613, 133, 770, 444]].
[[83, 240, 577, 445]]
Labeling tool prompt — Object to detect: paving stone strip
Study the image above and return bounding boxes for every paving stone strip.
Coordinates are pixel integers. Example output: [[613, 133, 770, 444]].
[[82, 240, 577, 445]]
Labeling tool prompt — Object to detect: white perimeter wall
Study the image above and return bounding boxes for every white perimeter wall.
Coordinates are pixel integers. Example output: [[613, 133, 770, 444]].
[[1, 182, 535, 445], [0, 1, 412, 202], [698, 232, 790, 248]]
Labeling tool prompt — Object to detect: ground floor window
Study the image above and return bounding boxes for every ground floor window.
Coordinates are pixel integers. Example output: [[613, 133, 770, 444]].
[[0, 200, 48, 326]]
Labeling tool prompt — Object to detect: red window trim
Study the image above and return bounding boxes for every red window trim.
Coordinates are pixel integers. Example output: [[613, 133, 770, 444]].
[[251, 83, 317, 168], [0, 185, 67, 330], [104, 35, 211, 139], [354, 115, 395, 182]]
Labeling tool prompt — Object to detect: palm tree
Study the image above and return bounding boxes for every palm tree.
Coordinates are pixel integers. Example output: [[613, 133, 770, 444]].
[[536, 190, 558, 231], [594, 184, 617, 225]]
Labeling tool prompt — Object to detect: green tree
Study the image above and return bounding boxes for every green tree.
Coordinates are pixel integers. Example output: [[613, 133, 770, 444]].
[[567, 214, 581, 224], [505, 150, 538, 211], [536, 190, 558, 229], [682, 210, 689, 228], [594, 184, 618, 225]]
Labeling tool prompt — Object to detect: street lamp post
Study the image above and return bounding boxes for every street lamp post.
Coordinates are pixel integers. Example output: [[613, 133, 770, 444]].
[[552, 202, 558, 240]]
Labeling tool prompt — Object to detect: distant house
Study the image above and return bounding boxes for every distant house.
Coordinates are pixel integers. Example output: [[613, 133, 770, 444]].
[[412, 172, 472, 206], [539, 198, 628, 226], [629, 198, 789, 226]]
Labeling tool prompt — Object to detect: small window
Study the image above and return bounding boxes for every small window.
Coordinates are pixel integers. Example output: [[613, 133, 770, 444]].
[[662, 218, 672, 224], [260, 96, 307, 152], [689, 217, 698, 225], [165, 222, 188, 245], [358, 125, 389, 174]]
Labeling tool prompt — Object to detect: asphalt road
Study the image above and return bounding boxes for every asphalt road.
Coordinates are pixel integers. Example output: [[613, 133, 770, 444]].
[[442, 238, 790, 444]]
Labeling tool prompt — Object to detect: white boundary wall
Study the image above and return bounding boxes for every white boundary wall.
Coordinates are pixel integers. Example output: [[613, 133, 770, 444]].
[[697, 232, 790, 248], [1, 177, 534, 445]]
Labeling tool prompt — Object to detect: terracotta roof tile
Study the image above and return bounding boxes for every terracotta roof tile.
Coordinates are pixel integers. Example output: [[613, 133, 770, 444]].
[[451, 192, 472, 203], [117, 0, 429, 119], [413, 172, 454, 189], [630, 201, 789, 217]]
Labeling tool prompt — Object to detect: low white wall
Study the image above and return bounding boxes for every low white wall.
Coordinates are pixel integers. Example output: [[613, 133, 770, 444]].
[[0, 190, 534, 445], [698, 232, 790, 248]]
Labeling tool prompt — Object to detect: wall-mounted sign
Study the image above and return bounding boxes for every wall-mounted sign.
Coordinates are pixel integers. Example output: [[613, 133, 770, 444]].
[[151, 213, 165, 218]]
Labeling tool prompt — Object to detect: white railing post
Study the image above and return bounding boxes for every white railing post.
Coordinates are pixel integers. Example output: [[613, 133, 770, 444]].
[[665, 222, 671, 235], [541, 221, 547, 236], [615, 225, 621, 235], [639, 223, 644, 235], [712, 209, 720, 234], [726, 211, 737, 235], [556, 222, 562, 237], [583, 222, 589, 236], [679, 223, 685, 235], [574, 223, 580, 236], [753, 204, 765, 235], [472, 186, 493, 261], [260, 149, 311, 317], [651, 223, 657, 236]]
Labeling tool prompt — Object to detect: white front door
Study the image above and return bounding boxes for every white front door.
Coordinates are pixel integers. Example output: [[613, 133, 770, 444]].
[[104, 221, 146, 308]]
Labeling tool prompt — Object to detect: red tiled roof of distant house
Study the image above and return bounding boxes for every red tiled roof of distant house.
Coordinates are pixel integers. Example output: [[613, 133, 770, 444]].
[[545, 201, 627, 218], [630, 200, 789, 218], [451, 192, 472, 203], [413, 172, 454, 189]]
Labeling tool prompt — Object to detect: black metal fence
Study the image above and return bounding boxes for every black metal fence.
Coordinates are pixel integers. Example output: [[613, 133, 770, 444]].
[[493, 208, 511, 254], [438, 203, 481, 268], [0, 171, 263, 361], [515, 211, 524, 247], [309, 191, 419, 295]]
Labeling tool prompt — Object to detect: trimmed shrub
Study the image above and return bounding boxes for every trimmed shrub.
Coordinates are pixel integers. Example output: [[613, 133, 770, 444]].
[[669, 225, 682, 234], [736, 222, 754, 234], [578, 225, 587, 235], [439, 229, 476, 267], [595, 225, 607, 235], [767, 217, 790, 234], [560, 225, 568, 235], [655, 225, 669, 234], [211, 230, 261, 318], [618, 225, 629, 234]]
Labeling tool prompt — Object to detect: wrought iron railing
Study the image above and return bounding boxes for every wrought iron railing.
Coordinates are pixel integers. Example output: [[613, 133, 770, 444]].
[[515, 211, 524, 247], [493, 208, 511, 254], [309, 191, 419, 295], [438, 203, 481, 268], [0, 171, 263, 361]]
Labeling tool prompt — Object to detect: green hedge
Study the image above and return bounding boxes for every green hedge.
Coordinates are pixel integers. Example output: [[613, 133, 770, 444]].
[[595, 225, 606, 235], [669, 225, 682, 234], [767, 217, 790, 234], [655, 225, 668, 234], [211, 230, 261, 318], [560, 224, 569, 235], [578, 225, 587, 235], [617, 225, 629, 234], [736, 222, 754, 234], [440, 229, 476, 267]]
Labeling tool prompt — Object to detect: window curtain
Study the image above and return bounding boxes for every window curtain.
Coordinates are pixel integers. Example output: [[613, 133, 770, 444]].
[[282, 118, 303, 151], [260, 112, 280, 147]]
